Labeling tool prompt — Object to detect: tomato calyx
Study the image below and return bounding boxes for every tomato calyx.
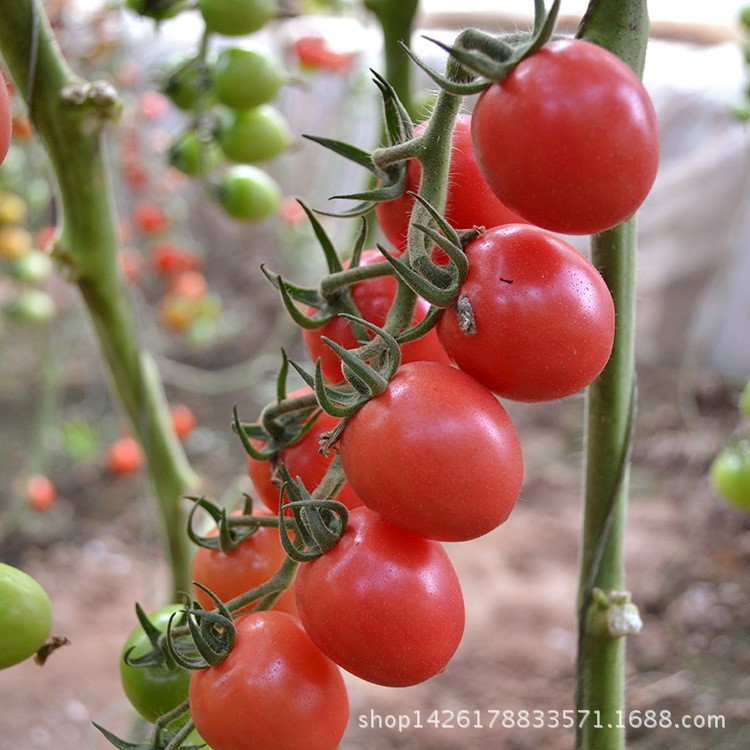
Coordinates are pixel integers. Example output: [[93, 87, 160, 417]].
[[122, 603, 188, 672], [94, 719, 203, 750], [410, 0, 561, 95], [276, 464, 349, 562]]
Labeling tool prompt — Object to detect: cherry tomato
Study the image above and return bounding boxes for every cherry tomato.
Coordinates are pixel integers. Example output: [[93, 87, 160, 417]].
[[218, 105, 291, 165], [302, 248, 450, 382], [376, 114, 527, 253], [437, 224, 615, 402], [247, 389, 361, 512], [120, 605, 190, 722], [212, 47, 285, 110], [0, 563, 52, 670], [296, 506, 464, 686], [339, 361, 523, 541], [25, 474, 57, 513], [150, 242, 203, 276], [197, 0, 276, 37], [170, 403, 197, 441], [710, 442, 750, 510], [471, 39, 659, 235], [169, 130, 220, 177], [191, 510, 297, 616], [189, 611, 349, 750], [218, 166, 281, 222], [133, 200, 169, 235], [292, 36, 355, 73], [1, 74, 11, 167], [106, 435, 145, 476]]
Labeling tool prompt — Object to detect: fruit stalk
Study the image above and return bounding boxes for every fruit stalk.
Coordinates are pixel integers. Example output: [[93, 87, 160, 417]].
[[576, 2, 650, 748], [0, 0, 198, 599]]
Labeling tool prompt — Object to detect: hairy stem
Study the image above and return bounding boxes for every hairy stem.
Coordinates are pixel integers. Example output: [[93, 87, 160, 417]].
[[0, 0, 199, 599]]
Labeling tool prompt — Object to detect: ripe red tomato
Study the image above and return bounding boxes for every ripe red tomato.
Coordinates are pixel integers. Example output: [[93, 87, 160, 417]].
[[247, 389, 361, 511], [170, 403, 197, 440], [191, 511, 297, 616], [133, 200, 169, 235], [339, 361, 523, 541], [375, 114, 527, 252], [25, 474, 57, 513], [302, 249, 450, 382], [106, 435, 144, 476], [471, 39, 659, 235], [295, 506, 464, 686], [149, 242, 203, 276], [1, 74, 11, 167], [292, 36, 355, 73], [437, 224, 615, 402], [189, 611, 349, 750]]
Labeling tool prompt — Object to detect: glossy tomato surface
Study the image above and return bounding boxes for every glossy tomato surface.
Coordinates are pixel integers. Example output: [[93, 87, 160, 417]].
[[375, 114, 527, 251], [302, 249, 450, 382], [339, 361, 524, 541], [191, 510, 297, 616], [189, 611, 349, 750], [471, 39, 659, 235], [437, 224, 615, 402], [296, 506, 464, 686]]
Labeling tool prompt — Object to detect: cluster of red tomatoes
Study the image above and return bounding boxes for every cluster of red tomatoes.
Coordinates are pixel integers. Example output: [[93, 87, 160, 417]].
[[115, 36, 659, 750]]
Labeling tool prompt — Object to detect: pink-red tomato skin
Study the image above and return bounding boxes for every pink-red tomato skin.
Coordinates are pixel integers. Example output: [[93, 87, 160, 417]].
[[471, 39, 659, 235], [189, 611, 349, 750], [437, 224, 615, 402], [339, 361, 524, 542], [295, 506, 465, 687]]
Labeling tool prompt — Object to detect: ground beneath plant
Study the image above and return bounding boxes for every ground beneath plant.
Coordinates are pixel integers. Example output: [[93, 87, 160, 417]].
[[1, 360, 749, 750]]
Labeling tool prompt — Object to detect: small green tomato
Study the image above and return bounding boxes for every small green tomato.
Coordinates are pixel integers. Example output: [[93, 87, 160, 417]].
[[218, 165, 282, 221], [213, 47, 285, 110], [198, 0, 277, 36], [218, 105, 292, 165], [710, 441, 750, 510], [0, 563, 53, 670]]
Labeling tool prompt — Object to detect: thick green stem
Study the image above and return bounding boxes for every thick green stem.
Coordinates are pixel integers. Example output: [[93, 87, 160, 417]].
[[0, 0, 199, 599], [576, 3, 649, 749], [363, 0, 420, 120]]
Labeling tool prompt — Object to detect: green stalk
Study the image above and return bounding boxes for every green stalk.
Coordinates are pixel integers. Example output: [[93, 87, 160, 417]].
[[0, 0, 199, 599], [576, 3, 649, 749], [363, 0, 420, 120]]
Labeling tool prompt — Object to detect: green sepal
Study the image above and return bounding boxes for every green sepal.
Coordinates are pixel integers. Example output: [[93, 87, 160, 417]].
[[122, 603, 187, 670], [301, 134, 378, 175], [394, 305, 442, 344], [397, 41, 489, 96]]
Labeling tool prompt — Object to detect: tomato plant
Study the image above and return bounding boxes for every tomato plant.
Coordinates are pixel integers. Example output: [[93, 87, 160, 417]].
[[339, 361, 524, 541], [190, 511, 298, 616], [189, 611, 349, 750], [1, 73, 10, 166], [218, 165, 281, 221], [247, 391, 361, 511], [376, 114, 527, 252], [197, 0, 276, 37], [295, 506, 464, 686], [218, 105, 291, 165], [120, 605, 190, 723], [471, 39, 659, 235], [0, 563, 52, 670], [437, 224, 615, 402], [213, 47, 285, 111], [302, 249, 450, 382]]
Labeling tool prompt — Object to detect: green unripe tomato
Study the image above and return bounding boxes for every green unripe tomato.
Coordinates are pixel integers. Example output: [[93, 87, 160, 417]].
[[740, 381, 750, 419], [120, 605, 191, 723], [219, 105, 292, 164], [198, 0, 277, 36], [162, 59, 210, 112], [213, 47, 285, 110], [10, 250, 53, 283], [5, 289, 56, 323], [0, 563, 53, 670], [169, 131, 221, 177], [126, 0, 185, 20], [710, 442, 750, 510], [218, 165, 281, 221]]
